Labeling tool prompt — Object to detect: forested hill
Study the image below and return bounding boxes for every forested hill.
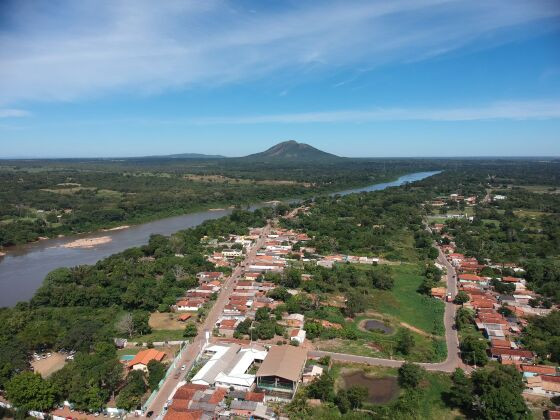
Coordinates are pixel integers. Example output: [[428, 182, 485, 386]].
[[242, 140, 340, 161]]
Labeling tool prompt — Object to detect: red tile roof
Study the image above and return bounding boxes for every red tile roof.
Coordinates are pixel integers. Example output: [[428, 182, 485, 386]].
[[245, 392, 265, 402], [128, 349, 165, 368]]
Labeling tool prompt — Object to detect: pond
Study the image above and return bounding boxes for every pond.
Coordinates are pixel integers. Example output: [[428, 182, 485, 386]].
[[363, 319, 394, 334], [342, 371, 400, 404]]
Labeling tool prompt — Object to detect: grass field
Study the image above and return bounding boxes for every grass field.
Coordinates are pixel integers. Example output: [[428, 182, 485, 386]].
[[372, 264, 445, 335]]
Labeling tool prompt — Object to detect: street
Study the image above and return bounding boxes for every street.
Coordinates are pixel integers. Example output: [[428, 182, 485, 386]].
[[146, 223, 272, 417]]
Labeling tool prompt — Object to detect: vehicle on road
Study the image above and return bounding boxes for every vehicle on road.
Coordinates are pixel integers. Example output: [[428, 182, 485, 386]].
[[146, 411, 153, 418], [181, 364, 186, 371]]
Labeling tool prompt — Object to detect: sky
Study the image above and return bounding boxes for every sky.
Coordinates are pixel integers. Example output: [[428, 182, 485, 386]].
[[1, 0, 560, 158]]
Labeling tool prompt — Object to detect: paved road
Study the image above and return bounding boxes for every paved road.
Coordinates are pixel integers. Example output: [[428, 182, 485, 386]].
[[147, 223, 271, 417], [311, 245, 463, 373]]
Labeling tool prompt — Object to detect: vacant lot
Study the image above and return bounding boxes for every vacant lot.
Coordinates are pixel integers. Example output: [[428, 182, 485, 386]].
[[372, 264, 445, 335], [149, 312, 190, 330], [32, 353, 66, 378]]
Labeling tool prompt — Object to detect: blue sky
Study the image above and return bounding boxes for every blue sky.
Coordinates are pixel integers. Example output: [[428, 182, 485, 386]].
[[1, 0, 560, 157]]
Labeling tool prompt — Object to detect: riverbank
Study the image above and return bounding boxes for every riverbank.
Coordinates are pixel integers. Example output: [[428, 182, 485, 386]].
[[0, 172, 421, 250], [0, 171, 441, 306]]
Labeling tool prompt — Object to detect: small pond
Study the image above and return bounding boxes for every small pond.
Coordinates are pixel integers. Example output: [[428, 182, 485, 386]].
[[363, 319, 394, 334], [342, 371, 400, 404]]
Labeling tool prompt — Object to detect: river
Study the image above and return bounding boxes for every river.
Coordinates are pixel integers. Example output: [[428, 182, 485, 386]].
[[0, 170, 439, 306]]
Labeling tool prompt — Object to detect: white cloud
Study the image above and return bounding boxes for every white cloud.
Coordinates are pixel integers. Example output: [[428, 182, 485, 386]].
[[0, 0, 559, 105], [185, 100, 560, 124], [0, 109, 30, 118]]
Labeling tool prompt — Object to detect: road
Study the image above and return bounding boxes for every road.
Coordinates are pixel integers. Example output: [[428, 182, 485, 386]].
[[310, 245, 463, 373], [146, 223, 271, 417]]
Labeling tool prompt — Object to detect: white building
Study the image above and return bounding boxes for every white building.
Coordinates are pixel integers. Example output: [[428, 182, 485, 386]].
[[192, 344, 267, 391]]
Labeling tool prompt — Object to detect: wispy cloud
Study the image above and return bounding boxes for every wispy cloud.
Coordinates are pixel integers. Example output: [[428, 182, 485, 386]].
[[185, 100, 560, 124], [0, 0, 558, 105], [0, 109, 30, 118]]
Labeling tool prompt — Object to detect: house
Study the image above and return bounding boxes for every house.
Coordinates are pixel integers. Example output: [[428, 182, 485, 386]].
[[128, 349, 166, 372], [217, 319, 240, 337], [290, 329, 306, 345], [521, 364, 558, 377], [255, 346, 307, 401], [223, 249, 243, 258], [491, 347, 535, 363], [197, 271, 224, 282], [302, 365, 324, 383], [431, 287, 447, 300], [280, 313, 305, 329], [177, 298, 205, 312], [178, 313, 192, 322], [525, 376, 560, 397], [458, 273, 485, 284]]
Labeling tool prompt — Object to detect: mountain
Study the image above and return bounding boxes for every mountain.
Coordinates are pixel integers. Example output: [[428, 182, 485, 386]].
[[243, 140, 339, 161]]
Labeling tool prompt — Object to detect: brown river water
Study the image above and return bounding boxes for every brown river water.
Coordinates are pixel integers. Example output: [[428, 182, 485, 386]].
[[0, 171, 439, 306]]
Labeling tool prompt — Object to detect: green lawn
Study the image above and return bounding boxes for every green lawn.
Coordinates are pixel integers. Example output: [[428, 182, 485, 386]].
[[371, 264, 445, 335]]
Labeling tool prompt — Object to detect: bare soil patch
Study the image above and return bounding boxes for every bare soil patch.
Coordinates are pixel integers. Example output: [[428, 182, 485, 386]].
[[149, 312, 188, 330], [32, 353, 66, 378]]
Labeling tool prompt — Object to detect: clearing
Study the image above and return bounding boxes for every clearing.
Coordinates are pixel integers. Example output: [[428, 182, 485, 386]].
[[31, 353, 67, 378]]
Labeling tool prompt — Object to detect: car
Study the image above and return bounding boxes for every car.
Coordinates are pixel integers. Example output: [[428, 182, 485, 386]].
[[181, 364, 186, 371], [146, 411, 154, 418]]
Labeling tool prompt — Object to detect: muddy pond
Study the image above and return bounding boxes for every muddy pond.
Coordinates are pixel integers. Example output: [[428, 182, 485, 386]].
[[342, 371, 400, 404], [362, 319, 394, 334]]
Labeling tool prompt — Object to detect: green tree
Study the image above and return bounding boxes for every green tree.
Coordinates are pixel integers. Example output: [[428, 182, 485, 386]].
[[398, 362, 425, 389], [147, 360, 166, 390], [454, 291, 470, 305], [447, 368, 473, 410], [5, 372, 56, 411], [460, 335, 488, 366], [306, 371, 335, 402], [183, 323, 198, 338], [395, 328, 415, 355], [344, 290, 368, 317]]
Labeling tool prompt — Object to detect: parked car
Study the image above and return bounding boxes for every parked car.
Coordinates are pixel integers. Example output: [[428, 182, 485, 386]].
[[181, 364, 186, 371], [146, 411, 154, 418]]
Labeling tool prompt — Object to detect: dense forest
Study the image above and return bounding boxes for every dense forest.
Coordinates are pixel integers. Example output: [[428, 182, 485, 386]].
[[3, 157, 557, 247]]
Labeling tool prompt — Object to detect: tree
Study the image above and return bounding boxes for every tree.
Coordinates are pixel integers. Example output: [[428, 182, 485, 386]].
[[447, 368, 473, 410], [306, 371, 335, 402], [398, 362, 425, 389], [147, 360, 166, 390], [460, 336, 488, 366], [344, 290, 368, 317], [132, 311, 151, 336], [346, 385, 368, 409], [395, 328, 415, 355], [116, 313, 135, 338], [370, 269, 394, 290], [5, 372, 56, 411], [454, 291, 470, 305], [455, 307, 475, 331], [183, 323, 198, 338], [470, 365, 529, 420], [255, 307, 270, 322], [116, 370, 146, 411]]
